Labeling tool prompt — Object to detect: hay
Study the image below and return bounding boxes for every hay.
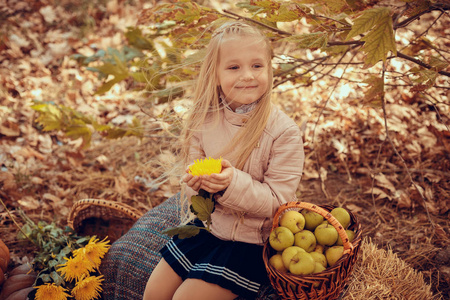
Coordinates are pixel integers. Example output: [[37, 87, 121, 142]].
[[343, 238, 439, 300]]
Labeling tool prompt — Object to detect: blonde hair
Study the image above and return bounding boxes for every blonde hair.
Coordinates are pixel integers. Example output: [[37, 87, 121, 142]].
[[181, 20, 274, 170]]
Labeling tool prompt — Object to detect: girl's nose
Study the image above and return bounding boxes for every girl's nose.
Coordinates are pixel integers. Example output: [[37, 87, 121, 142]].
[[240, 70, 254, 81]]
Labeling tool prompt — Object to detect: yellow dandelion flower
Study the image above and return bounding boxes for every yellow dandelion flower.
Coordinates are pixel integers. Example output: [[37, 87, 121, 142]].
[[35, 283, 70, 300], [72, 275, 104, 300], [58, 254, 91, 282], [73, 237, 110, 269], [189, 157, 223, 176]]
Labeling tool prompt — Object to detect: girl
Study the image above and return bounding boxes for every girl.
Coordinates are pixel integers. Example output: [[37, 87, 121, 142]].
[[143, 21, 304, 300]]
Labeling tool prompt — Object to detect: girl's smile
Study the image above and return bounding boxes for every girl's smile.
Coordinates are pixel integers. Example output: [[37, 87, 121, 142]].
[[217, 35, 270, 111]]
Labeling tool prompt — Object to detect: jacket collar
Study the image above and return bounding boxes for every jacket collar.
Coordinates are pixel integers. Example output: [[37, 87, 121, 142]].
[[223, 106, 252, 126]]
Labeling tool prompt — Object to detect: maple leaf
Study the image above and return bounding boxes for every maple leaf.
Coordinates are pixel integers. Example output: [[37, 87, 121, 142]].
[[346, 7, 397, 67], [346, 8, 390, 40]]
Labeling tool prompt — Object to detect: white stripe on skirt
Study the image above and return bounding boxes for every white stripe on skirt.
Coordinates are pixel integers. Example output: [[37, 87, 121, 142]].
[[166, 240, 261, 293]]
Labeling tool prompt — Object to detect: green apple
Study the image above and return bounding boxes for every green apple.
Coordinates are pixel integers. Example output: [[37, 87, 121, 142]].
[[309, 251, 327, 268], [281, 246, 305, 269], [294, 230, 316, 252], [325, 245, 344, 266], [330, 207, 351, 229], [269, 253, 288, 273], [301, 210, 324, 231], [336, 229, 355, 246], [314, 223, 338, 246], [279, 210, 305, 234], [313, 261, 326, 273], [269, 226, 295, 252], [288, 252, 315, 275]]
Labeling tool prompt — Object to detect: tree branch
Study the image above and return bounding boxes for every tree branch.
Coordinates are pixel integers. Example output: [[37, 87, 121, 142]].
[[396, 52, 450, 77], [221, 9, 291, 36]]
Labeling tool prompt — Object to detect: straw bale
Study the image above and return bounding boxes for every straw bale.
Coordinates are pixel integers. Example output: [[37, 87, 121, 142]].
[[343, 238, 439, 300]]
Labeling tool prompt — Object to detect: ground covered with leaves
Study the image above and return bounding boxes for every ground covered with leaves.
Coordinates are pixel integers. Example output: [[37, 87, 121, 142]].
[[0, 0, 449, 298]]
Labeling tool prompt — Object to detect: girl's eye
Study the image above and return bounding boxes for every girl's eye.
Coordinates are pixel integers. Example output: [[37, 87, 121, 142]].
[[228, 66, 239, 70], [253, 64, 263, 68]]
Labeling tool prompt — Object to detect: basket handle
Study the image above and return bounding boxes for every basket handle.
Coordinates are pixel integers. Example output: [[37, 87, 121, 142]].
[[272, 201, 354, 255], [67, 198, 144, 229]]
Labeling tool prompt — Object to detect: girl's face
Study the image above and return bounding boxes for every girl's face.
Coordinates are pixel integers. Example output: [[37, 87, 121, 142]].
[[217, 35, 270, 111]]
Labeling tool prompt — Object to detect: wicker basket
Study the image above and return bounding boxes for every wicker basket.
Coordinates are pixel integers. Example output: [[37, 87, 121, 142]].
[[263, 201, 362, 300], [67, 199, 144, 243]]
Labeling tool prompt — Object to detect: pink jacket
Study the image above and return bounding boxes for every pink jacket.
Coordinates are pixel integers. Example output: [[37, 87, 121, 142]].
[[187, 105, 304, 245]]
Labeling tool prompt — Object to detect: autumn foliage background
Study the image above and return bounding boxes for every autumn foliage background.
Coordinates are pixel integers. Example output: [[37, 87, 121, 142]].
[[0, 0, 449, 298]]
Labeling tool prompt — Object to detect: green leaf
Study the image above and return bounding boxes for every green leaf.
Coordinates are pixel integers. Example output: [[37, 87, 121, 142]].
[[346, 7, 396, 66], [76, 236, 90, 244], [361, 18, 396, 66], [183, 48, 206, 65], [267, 3, 306, 22], [428, 56, 448, 71], [39, 273, 51, 283], [50, 271, 64, 285], [33, 104, 63, 131], [125, 27, 155, 51], [362, 76, 384, 107], [65, 125, 92, 147], [324, 0, 349, 12], [346, 7, 391, 40], [48, 259, 59, 269], [282, 32, 328, 49], [190, 195, 214, 222], [162, 225, 201, 239], [413, 69, 438, 87]]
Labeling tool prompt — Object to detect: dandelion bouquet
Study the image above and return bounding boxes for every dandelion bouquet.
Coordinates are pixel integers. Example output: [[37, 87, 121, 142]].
[[16, 211, 110, 300], [163, 157, 222, 239]]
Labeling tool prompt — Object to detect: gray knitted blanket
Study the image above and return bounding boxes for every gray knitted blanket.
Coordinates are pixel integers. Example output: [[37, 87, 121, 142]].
[[100, 194, 278, 300]]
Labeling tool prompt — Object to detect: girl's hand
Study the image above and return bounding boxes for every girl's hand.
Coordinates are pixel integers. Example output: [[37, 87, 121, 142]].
[[200, 159, 234, 194], [182, 165, 202, 192]]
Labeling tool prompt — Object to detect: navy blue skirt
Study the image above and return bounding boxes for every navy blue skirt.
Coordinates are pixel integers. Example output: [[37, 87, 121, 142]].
[[160, 219, 269, 299]]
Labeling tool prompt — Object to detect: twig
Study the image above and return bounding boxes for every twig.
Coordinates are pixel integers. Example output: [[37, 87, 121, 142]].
[[379, 65, 435, 226], [311, 51, 356, 198], [371, 139, 386, 215], [396, 52, 450, 77], [221, 9, 291, 36], [358, 168, 450, 178]]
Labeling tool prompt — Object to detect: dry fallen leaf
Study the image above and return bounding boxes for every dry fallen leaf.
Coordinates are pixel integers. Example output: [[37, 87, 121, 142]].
[[115, 174, 130, 196], [374, 173, 396, 193], [18, 196, 41, 210]]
